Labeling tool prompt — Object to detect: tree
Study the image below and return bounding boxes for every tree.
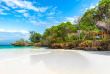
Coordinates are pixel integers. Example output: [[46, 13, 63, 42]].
[[41, 22, 77, 43], [74, 17, 82, 40], [96, 0, 110, 38], [15, 38, 25, 46], [80, 8, 97, 39], [29, 31, 42, 43]]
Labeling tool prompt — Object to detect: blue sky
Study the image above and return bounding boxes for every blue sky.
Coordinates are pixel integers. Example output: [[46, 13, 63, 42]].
[[0, 0, 101, 45]]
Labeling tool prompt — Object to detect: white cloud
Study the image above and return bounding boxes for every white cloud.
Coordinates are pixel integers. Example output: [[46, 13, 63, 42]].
[[0, 28, 29, 34], [37, 13, 43, 17], [30, 20, 47, 25], [1, 0, 49, 12], [0, 9, 8, 15], [0, 29, 5, 32], [23, 13, 30, 17], [20, 30, 29, 34], [0, 5, 10, 10], [82, 4, 86, 7], [90, 4, 95, 9], [48, 12, 55, 16], [29, 15, 36, 20], [80, 9, 84, 11], [81, 3, 98, 13], [65, 17, 76, 24], [16, 10, 27, 13], [53, 7, 57, 11]]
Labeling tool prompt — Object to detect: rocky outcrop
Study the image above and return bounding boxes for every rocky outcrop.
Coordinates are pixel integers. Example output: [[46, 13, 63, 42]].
[[34, 42, 48, 47], [79, 40, 110, 51], [11, 43, 32, 47], [11, 40, 110, 51], [49, 42, 79, 49], [79, 41, 91, 49]]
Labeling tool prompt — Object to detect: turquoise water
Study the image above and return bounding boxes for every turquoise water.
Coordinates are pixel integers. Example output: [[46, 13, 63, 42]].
[[0, 45, 49, 61], [0, 45, 32, 49]]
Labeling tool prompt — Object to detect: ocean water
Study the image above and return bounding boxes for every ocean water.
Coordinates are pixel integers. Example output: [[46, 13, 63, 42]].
[[0, 45, 32, 49], [0, 45, 49, 61]]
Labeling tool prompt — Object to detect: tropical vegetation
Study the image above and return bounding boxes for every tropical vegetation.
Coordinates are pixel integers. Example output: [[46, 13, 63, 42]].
[[14, 0, 110, 47]]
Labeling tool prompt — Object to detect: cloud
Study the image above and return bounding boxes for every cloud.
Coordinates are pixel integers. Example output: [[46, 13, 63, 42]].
[[48, 12, 55, 16], [0, 5, 10, 10], [53, 7, 57, 11], [65, 17, 76, 24], [29, 15, 36, 20], [16, 10, 27, 13], [0, 28, 29, 34], [90, 4, 95, 9], [80, 3, 98, 13], [23, 13, 30, 17], [1, 0, 49, 12], [0, 32, 29, 45], [0, 9, 8, 15], [0, 29, 5, 32], [0, 28, 29, 44], [30, 20, 48, 25]]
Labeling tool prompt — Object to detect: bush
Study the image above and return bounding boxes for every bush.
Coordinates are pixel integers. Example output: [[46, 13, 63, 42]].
[[80, 32, 85, 39], [15, 38, 25, 46], [29, 31, 42, 43], [90, 36, 95, 40], [70, 34, 78, 40]]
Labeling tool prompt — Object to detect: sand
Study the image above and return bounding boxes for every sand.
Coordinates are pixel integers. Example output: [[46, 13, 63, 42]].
[[0, 49, 110, 74]]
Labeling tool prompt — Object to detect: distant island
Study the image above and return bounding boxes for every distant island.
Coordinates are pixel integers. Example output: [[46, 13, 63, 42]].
[[12, 0, 110, 51]]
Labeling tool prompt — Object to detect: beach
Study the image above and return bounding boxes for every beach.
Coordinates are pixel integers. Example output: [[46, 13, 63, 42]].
[[0, 48, 110, 74]]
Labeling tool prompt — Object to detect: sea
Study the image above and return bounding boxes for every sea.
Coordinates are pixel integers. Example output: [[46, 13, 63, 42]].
[[0, 45, 49, 61], [0, 45, 31, 49]]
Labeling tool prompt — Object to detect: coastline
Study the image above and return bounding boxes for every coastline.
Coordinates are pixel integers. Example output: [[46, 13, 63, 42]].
[[11, 40, 110, 51], [0, 48, 110, 74]]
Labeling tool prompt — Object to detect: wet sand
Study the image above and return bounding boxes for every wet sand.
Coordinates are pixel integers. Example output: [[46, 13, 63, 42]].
[[0, 49, 110, 74]]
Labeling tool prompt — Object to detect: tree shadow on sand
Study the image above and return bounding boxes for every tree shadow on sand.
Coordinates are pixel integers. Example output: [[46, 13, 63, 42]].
[[88, 51, 110, 56], [30, 50, 89, 72]]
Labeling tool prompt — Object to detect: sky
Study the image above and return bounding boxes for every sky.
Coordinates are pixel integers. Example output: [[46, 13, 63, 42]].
[[0, 0, 101, 45]]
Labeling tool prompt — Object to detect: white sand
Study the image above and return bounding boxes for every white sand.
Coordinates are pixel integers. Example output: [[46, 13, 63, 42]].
[[0, 49, 110, 74]]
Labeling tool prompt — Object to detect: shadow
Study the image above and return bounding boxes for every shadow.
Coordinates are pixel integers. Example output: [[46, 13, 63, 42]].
[[30, 50, 89, 72], [87, 51, 110, 56]]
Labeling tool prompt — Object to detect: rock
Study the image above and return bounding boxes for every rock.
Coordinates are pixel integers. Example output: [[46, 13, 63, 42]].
[[11, 43, 32, 47], [85, 47, 97, 51], [79, 41, 91, 49], [79, 40, 110, 51], [49, 43, 78, 49], [107, 44, 110, 51]]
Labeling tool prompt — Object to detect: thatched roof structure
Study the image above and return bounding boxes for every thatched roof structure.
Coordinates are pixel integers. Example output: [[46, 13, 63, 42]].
[[96, 21, 110, 33]]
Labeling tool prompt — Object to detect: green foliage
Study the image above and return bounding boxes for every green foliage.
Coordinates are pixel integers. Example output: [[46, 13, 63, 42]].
[[42, 22, 77, 43], [29, 0, 110, 44], [80, 8, 96, 31], [90, 36, 95, 40], [101, 38, 109, 41], [70, 34, 78, 40], [97, 0, 110, 20], [80, 32, 85, 39], [29, 31, 42, 43], [15, 38, 28, 46]]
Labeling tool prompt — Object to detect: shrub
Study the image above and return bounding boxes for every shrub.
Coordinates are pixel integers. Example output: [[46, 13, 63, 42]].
[[80, 32, 85, 39], [70, 34, 78, 40], [90, 36, 95, 40]]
